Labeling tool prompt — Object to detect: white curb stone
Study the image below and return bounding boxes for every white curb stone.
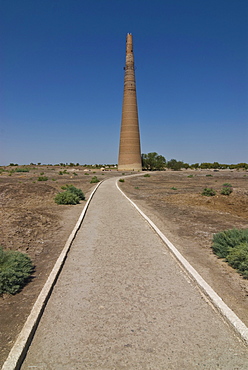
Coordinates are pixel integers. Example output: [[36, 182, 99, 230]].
[[2, 182, 102, 370], [116, 179, 248, 345]]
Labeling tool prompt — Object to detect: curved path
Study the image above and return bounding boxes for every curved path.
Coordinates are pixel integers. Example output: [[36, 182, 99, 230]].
[[18, 177, 248, 368]]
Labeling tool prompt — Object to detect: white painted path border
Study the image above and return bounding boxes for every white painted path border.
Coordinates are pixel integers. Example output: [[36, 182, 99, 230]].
[[116, 179, 248, 345], [3, 175, 248, 370], [2, 182, 103, 370]]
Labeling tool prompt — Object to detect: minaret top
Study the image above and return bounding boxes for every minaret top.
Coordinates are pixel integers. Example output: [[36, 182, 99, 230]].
[[126, 33, 133, 55]]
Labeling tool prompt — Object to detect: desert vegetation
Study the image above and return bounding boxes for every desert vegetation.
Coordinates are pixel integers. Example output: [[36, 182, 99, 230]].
[[212, 229, 248, 278], [141, 154, 248, 172], [0, 247, 34, 295], [55, 185, 85, 205]]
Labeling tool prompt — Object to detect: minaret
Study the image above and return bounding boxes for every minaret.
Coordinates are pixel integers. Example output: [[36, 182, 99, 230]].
[[118, 33, 142, 171]]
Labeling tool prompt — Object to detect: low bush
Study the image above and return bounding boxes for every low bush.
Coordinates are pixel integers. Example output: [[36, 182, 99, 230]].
[[171, 187, 177, 190], [61, 185, 85, 200], [119, 178, 125, 182], [220, 183, 233, 196], [144, 174, 150, 177], [90, 176, 100, 183], [37, 176, 48, 181], [55, 191, 80, 205], [15, 168, 29, 173], [212, 229, 248, 278], [202, 188, 216, 196], [212, 228, 248, 258], [0, 247, 34, 295], [226, 243, 248, 278]]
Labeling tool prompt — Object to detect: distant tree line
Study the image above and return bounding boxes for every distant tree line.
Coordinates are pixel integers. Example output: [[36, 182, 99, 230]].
[[141, 153, 248, 171]]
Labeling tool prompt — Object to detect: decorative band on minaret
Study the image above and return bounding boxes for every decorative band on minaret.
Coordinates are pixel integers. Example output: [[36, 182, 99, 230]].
[[118, 33, 142, 171]]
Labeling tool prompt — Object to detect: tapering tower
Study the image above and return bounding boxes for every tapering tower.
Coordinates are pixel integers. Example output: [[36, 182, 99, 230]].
[[118, 33, 142, 171]]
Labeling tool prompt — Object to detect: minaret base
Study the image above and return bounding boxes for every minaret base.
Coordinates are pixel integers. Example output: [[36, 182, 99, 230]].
[[118, 163, 142, 172]]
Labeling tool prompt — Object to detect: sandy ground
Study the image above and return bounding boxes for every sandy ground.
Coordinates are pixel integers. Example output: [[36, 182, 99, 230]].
[[0, 167, 248, 366], [0, 166, 120, 366], [21, 177, 248, 369], [120, 170, 248, 327]]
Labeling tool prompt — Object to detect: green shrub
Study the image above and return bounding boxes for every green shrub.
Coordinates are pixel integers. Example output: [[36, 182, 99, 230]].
[[54, 191, 80, 205], [90, 176, 100, 183], [187, 174, 193, 178], [220, 183, 233, 196], [202, 188, 216, 196], [212, 228, 248, 258], [37, 176, 48, 181], [221, 187, 233, 195], [61, 185, 85, 200], [144, 174, 150, 177], [59, 171, 63, 175], [0, 247, 34, 295], [15, 168, 29, 173], [206, 174, 213, 177], [226, 243, 248, 278], [135, 186, 139, 189], [119, 178, 125, 183], [171, 187, 177, 190]]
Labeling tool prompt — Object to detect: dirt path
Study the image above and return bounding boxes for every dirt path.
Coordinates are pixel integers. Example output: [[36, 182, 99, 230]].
[[21, 177, 248, 369]]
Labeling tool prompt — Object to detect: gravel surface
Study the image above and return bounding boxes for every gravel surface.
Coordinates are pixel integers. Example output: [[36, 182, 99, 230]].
[[21, 177, 248, 369]]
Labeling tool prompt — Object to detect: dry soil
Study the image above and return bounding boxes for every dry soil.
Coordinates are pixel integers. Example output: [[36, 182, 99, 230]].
[[0, 167, 247, 366]]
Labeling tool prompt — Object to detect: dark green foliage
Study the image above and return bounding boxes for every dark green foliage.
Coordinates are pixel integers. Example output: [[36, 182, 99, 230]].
[[226, 243, 248, 278], [142, 152, 166, 171], [90, 176, 100, 183], [15, 168, 29, 173], [167, 159, 184, 171], [212, 229, 248, 278], [171, 187, 177, 190], [61, 185, 85, 200], [187, 174, 193, 178], [0, 247, 34, 295], [37, 176, 48, 181], [144, 174, 150, 177], [202, 188, 216, 196], [221, 187, 233, 195], [221, 183, 233, 196], [119, 178, 125, 183], [212, 229, 248, 258], [54, 191, 80, 205]]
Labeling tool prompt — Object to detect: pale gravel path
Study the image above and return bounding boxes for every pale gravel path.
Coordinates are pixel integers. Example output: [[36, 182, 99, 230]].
[[21, 177, 248, 369]]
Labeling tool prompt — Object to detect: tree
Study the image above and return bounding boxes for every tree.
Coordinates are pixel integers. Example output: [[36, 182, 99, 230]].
[[142, 152, 166, 171], [167, 159, 184, 171]]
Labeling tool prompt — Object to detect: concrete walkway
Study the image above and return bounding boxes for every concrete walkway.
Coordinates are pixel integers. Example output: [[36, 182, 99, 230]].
[[21, 177, 248, 369]]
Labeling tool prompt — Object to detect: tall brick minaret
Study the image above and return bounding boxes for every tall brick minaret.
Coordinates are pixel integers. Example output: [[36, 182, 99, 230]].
[[118, 33, 142, 171]]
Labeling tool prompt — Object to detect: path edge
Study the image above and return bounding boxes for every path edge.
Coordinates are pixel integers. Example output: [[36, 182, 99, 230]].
[[116, 179, 248, 345], [2, 181, 103, 370]]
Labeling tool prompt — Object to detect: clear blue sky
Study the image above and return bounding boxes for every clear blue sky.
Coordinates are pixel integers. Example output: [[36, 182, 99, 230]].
[[1, 0, 247, 165]]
